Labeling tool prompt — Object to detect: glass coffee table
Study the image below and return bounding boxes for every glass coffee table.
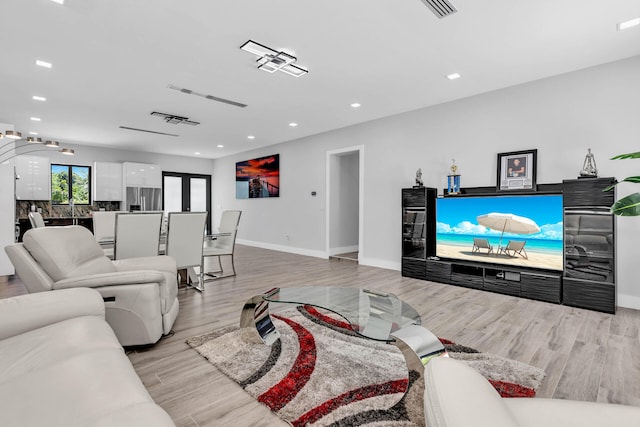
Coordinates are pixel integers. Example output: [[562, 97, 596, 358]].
[[240, 286, 446, 410]]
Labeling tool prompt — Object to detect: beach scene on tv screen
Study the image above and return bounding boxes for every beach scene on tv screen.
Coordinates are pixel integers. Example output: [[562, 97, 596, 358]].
[[436, 195, 564, 271]]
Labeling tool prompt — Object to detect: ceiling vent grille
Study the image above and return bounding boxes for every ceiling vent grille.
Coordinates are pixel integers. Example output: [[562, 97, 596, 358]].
[[420, 0, 457, 18], [167, 84, 247, 108], [119, 126, 178, 137], [150, 111, 200, 126]]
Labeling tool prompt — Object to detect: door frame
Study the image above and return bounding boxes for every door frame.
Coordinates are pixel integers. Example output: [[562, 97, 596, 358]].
[[325, 145, 364, 259], [162, 171, 212, 233]]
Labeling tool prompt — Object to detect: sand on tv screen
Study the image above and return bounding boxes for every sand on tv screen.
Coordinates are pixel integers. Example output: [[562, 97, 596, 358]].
[[436, 194, 564, 271]]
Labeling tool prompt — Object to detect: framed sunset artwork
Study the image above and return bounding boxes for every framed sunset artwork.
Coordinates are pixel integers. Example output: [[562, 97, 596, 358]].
[[236, 154, 280, 199]]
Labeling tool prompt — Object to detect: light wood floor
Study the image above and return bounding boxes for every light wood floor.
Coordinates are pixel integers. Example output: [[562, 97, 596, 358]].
[[3, 245, 640, 426]]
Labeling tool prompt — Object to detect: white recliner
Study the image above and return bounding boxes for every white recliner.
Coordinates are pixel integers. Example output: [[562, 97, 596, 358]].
[[4, 225, 179, 346], [424, 356, 640, 427]]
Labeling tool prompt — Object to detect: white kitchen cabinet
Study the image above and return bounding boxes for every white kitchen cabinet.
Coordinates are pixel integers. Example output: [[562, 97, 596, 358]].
[[15, 155, 51, 200], [93, 161, 123, 201], [123, 162, 161, 188]]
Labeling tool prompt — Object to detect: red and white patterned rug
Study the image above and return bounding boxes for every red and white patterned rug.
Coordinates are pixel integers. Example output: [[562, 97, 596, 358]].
[[186, 306, 544, 426]]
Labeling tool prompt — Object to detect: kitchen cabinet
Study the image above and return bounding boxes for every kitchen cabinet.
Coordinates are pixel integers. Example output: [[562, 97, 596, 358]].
[[123, 162, 161, 188], [15, 155, 51, 200], [93, 161, 123, 201]]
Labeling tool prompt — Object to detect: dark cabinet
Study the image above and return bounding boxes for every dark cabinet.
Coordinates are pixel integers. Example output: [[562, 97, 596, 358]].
[[401, 187, 436, 279], [563, 178, 616, 313]]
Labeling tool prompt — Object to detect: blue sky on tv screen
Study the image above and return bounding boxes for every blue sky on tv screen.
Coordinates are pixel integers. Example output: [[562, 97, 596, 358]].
[[436, 195, 563, 241]]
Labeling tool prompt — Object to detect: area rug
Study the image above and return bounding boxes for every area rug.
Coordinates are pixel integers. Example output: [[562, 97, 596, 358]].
[[187, 306, 545, 426]]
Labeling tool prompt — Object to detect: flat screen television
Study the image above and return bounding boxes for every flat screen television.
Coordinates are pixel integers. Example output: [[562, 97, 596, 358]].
[[435, 194, 563, 271]]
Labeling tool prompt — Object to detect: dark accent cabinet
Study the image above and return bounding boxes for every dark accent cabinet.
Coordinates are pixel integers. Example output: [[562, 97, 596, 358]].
[[562, 178, 616, 313], [401, 187, 436, 279]]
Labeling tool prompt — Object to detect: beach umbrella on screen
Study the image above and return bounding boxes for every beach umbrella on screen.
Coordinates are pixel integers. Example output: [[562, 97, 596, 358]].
[[476, 212, 540, 250]]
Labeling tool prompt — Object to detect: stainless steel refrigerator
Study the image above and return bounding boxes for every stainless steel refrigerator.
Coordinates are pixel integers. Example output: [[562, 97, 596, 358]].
[[126, 187, 162, 211]]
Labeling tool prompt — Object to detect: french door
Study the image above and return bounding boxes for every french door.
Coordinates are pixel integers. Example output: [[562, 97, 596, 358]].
[[162, 171, 212, 233]]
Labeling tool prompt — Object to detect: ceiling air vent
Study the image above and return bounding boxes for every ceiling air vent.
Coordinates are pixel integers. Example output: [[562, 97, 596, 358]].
[[167, 84, 247, 108], [420, 0, 457, 18], [119, 126, 178, 137]]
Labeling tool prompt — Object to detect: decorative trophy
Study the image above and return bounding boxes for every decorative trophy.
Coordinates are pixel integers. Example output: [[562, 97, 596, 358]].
[[414, 168, 424, 187], [579, 148, 598, 178], [447, 159, 461, 195]]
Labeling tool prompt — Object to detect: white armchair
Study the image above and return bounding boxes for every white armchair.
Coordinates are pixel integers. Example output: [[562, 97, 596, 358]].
[[4, 225, 179, 346]]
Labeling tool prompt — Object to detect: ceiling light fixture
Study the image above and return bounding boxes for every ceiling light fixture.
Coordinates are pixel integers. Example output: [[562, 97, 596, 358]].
[[36, 60, 52, 68], [194, 152, 201, 155], [240, 40, 309, 77], [150, 111, 200, 126], [4, 130, 22, 139], [618, 17, 640, 31], [0, 132, 76, 162], [50, 0, 64, 4], [32, 95, 47, 102], [247, 135, 255, 140], [446, 73, 461, 80], [289, 122, 298, 127], [350, 103, 362, 108], [217, 144, 224, 148], [29, 131, 38, 135], [419, 0, 458, 18], [30, 117, 41, 121]]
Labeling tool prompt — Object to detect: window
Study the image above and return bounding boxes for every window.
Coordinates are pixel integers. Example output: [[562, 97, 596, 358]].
[[51, 164, 91, 205]]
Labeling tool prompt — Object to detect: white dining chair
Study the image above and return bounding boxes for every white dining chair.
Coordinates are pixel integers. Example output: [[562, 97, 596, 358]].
[[164, 211, 208, 291], [113, 212, 163, 260], [92, 211, 123, 259], [202, 210, 241, 280], [28, 212, 46, 228]]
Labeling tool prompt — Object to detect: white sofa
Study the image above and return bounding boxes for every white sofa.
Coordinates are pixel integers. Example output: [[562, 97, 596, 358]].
[[424, 356, 640, 427], [5, 225, 179, 346], [0, 288, 175, 426]]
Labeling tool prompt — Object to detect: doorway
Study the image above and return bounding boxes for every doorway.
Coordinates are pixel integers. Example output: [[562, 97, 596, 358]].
[[326, 146, 364, 262], [162, 171, 212, 233]]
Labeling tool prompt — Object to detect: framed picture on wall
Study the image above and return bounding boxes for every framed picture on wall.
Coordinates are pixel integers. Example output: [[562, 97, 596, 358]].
[[497, 149, 537, 191], [235, 154, 280, 199]]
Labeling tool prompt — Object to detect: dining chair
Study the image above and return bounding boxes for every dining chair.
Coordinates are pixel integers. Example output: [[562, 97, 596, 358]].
[[92, 211, 122, 259], [202, 210, 242, 280], [28, 212, 46, 228], [164, 211, 208, 291], [113, 212, 163, 260]]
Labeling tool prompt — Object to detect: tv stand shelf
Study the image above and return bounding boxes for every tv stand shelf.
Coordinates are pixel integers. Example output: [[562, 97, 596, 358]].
[[427, 259, 562, 303]]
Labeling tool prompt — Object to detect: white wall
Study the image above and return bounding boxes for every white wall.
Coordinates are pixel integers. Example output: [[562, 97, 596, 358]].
[[212, 55, 640, 309], [0, 123, 16, 276]]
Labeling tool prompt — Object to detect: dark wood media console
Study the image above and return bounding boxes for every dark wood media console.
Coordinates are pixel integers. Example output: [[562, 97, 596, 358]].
[[426, 259, 562, 303], [401, 178, 616, 313]]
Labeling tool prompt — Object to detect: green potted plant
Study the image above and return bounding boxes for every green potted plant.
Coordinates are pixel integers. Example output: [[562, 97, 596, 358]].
[[605, 151, 640, 215]]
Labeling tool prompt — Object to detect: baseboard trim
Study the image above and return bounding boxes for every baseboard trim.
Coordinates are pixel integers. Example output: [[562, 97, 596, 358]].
[[237, 239, 328, 259], [358, 257, 400, 271], [618, 293, 640, 310], [328, 245, 359, 256]]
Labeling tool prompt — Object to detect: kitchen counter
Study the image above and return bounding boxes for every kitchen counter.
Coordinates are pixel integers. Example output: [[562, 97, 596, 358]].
[[17, 217, 93, 242]]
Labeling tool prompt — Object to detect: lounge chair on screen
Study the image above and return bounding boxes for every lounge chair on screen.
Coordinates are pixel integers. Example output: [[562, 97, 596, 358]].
[[472, 238, 493, 254]]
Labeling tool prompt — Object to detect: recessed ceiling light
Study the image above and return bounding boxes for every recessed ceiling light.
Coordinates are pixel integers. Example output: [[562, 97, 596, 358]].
[[32, 95, 47, 102], [217, 144, 224, 148], [618, 17, 640, 31], [446, 73, 461, 80], [35, 60, 52, 68], [30, 117, 41, 121], [29, 131, 38, 135], [50, 0, 64, 4], [289, 122, 298, 127], [350, 103, 361, 108], [194, 152, 201, 155], [247, 135, 255, 140]]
